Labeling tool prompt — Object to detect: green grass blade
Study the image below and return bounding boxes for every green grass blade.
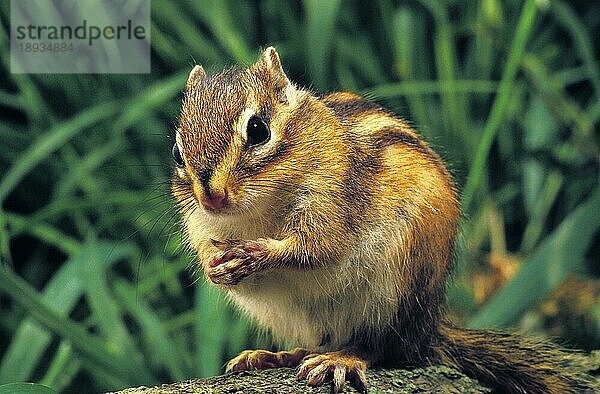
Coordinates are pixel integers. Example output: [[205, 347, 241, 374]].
[[188, 0, 253, 64], [0, 294, 79, 384], [0, 383, 56, 394], [519, 171, 563, 253], [6, 192, 143, 238], [112, 71, 187, 133], [551, 1, 600, 96], [390, 6, 439, 137], [0, 241, 149, 387], [0, 240, 134, 384], [303, 0, 342, 90], [0, 102, 119, 204], [461, 0, 538, 212], [226, 317, 251, 359], [0, 211, 11, 265], [366, 80, 497, 97], [195, 283, 229, 377], [0, 267, 133, 385], [522, 55, 594, 139], [113, 279, 189, 380], [419, 0, 471, 148], [0, 90, 23, 110], [336, 37, 386, 86], [151, 2, 221, 65], [38, 342, 79, 391], [51, 138, 124, 199], [78, 252, 155, 382], [469, 187, 600, 328], [4, 213, 80, 255]]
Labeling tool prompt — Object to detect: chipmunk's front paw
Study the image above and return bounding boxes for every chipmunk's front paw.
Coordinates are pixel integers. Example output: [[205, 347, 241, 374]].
[[206, 238, 269, 285], [296, 351, 368, 393]]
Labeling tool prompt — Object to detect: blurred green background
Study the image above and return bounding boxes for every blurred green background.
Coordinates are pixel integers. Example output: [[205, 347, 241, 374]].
[[1, 0, 599, 392]]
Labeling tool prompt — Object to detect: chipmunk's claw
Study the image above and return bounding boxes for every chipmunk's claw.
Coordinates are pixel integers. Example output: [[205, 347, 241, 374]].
[[226, 348, 309, 372], [226, 349, 281, 372], [296, 351, 368, 393], [207, 239, 270, 285]]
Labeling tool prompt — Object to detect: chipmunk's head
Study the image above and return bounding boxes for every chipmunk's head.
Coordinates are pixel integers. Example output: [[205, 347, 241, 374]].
[[172, 47, 308, 218]]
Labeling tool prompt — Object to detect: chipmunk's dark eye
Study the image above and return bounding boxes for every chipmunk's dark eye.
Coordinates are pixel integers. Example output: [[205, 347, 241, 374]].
[[246, 116, 270, 148], [172, 143, 184, 167]]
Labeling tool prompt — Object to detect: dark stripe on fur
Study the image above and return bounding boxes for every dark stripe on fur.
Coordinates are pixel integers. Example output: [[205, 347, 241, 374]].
[[340, 134, 382, 231], [198, 168, 213, 194], [242, 140, 293, 176], [324, 96, 384, 121], [373, 127, 452, 178], [374, 128, 434, 159], [179, 67, 247, 185]]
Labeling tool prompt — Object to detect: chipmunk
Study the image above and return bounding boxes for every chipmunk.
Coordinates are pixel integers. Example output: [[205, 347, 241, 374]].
[[172, 47, 591, 393]]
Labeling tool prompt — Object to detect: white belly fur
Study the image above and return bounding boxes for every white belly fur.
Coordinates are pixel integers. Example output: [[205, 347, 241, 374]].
[[225, 232, 403, 351], [186, 208, 404, 351]]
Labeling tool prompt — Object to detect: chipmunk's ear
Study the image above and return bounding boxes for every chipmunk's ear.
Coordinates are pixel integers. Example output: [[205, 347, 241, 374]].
[[257, 47, 294, 102], [186, 65, 206, 91]]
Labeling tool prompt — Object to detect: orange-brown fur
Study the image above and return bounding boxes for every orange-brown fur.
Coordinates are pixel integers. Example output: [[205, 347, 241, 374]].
[[172, 47, 591, 393]]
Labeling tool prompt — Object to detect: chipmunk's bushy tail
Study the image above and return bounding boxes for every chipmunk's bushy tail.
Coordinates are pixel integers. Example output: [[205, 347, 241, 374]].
[[433, 321, 593, 393]]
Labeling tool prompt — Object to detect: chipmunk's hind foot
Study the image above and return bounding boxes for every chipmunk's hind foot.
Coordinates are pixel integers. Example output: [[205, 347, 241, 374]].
[[296, 351, 368, 393]]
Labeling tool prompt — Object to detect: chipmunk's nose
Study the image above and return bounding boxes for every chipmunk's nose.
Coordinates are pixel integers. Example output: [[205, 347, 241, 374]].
[[200, 188, 229, 211]]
